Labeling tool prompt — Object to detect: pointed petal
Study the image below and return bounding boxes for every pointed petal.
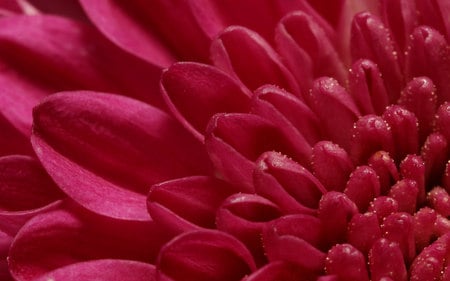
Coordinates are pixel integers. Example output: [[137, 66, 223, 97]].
[[308, 77, 360, 151], [311, 141, 354, 192], [351, 12, 403, 102], [254, 151, 326, 214], [147, 176, 235, 234], [348, 59, 389, 115], [405, 26, 450, 105], [399, 77, 437, 144], [325, 244, 369, 281], [211, 26, 300, 96], [8, 206, 166, 281], [33, 260, 156, 281], [161, 62, 251, 139], [369, 238, 407, 281], [32, 91, 211, 220], [156, 230, 256, 281]]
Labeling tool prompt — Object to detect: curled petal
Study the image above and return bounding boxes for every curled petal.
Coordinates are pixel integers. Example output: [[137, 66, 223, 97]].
[[351, 12, 402, 102], [254, 151, 326, 214], [398, 77, 437, 143], [33, 260, 156, 281], [308, 77, 360, 151], [344, 165, 381, 212], [216, 193, 280, 265], [161, 62, 250, 139], [318, 192, 358, 247], [8, 207, 166, 281], [410, 233, 450, 281], [311, 141, 354, 192], [428, 187, 450, 217], [380, 0, 418, 50], [414, 207, 438, 252], [275, 11, 346, 94], [325, 244, 369, 281], [369, 238, 407, 281], [211, 26, 300, 96], [421, 132, 448, 187], [381, 212, 416, 263], [147, 176, 235, 234], [405, 26, 450, 105], [262, 215, 325, 272], [367, 151, 399, 195], [32, 91, 210, 220], [205, 113, 302, 192], [388, 179, 419, 214], [347, 212, 382, 254], [415, 0, 450, 41], [382, 105, 419, 161], [156, 230, 256, 281], [348, 59, 389, 115], [400, 155, 426, 204], [368, 196, 399, 223], [350, 115, 394, 165], [251, 84, 321, 145]]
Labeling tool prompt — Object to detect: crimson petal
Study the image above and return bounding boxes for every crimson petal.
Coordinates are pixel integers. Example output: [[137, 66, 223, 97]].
[[156, 230, 256, 281], [325, 244, 369, 281], [32, 91, 211, 220], [369, 238, 407, 281], [32, 260, 156, 281], [244, 261, 311, 281], [347, 212, 382, 254], [344, 165, 381, 212], [367, 151, 399, 195]]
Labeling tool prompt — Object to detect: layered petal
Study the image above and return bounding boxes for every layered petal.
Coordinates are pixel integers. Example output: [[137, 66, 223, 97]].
[[32, 91, 211, 220]]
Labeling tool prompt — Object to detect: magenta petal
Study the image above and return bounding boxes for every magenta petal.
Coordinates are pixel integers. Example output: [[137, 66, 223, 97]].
[[369, 238, 407, 281], [421, 132, 448, 187], [205, 113, 298, 192], [262, 216, 325, 272], [348, 59, 389, 115], [350, 115, 394, 165], [435, 102, 450, 143], [415, 0, 450, 41], [389, 179, 419, 214], [244, 261, 310, 281], [344, 165, 381, 212], [8, 207, 166, 281], [211, 26, 300, 96], [308, 77, 360, 151], [399, 77, 437, 143], [318, 192, 358, 247], [311, 141, 354, 192], [368, 196, 399, 223], [161, 62, 251, 139], [325, 244, 369, 281], [33, 260, 156, 281], [367, 151, 400, 195], [382, 105, 419, 161], [351, 12, 402, 102], [400, 155, 426, 204], [251, 84, 321, 147], [254, 151, 326, 214], [414, 207, 438, 252], [216, 193, 281, 265], [347, 212, 381, 255], [410, 233, 450, 281], [405, 26, 450, 105], [380, 0, 417, 50], [156, 230, 256, 281], [32, 91, 211, 220], [148, 176, 235, 233], [428, 187, 450, 217], [381, 212, 416, 263]]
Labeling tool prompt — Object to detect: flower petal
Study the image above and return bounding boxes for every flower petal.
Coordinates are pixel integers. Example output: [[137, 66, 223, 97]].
[[32, 91, 211, 220], [32, 259, 156, 281], [381, 212, 416, 263], [243, 261, 310, 281], [347, 212, 382, 255], [8, 206, 166, 281], [161, 62, 251, 139], [325, 244, 369, 281], [367, 151, 399, 195], [368, 196, 399, 223], [388, 179, 419, 214], [369, 238, 407, 281], [156, 230, 256, 281], [414, 207, 438, 252], [421, 132, 448, 187], [344, 166, 381, 212], [147, 176, 235, 234], [211, 26, 300, 96], [380, 0, 417, 50]]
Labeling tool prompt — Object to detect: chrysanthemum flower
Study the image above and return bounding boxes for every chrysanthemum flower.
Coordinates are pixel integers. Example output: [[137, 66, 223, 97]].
[[2, 0, 450, 280]]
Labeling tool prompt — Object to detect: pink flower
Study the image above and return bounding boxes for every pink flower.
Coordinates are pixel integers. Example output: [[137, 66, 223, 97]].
[[2, 0, 450, 280]]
